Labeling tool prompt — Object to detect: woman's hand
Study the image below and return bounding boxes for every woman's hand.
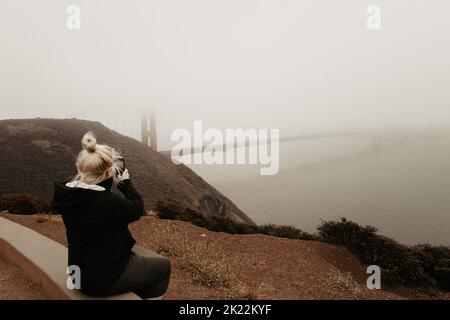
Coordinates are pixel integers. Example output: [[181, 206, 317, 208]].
[[117, 168, 130, 182]]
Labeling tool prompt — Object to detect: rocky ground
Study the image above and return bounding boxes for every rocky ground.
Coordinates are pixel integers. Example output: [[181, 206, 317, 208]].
[[1, 212, 448, 300]]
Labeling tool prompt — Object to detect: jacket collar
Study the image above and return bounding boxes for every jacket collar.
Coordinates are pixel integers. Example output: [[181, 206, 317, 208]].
[[97, 177, 114, 191], [97, 177, 113, 191]]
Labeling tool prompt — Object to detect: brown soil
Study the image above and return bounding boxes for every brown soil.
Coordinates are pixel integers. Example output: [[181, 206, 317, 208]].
[[1, 212, 449, 300], [0, 255, 49, 300]]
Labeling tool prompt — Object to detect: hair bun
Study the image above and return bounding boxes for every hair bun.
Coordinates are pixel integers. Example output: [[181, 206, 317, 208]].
[[81, 131, 97, 153]]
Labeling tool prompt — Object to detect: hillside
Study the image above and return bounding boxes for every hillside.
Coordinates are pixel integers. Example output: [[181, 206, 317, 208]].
[[0, 118, 254, 225], [1, 212, 448, 300]]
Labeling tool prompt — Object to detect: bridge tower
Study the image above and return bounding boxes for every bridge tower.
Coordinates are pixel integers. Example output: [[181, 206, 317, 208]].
[[141, 112, 157, 151]]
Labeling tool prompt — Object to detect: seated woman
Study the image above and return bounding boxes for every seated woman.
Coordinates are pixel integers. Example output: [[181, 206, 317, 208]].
[[52, 131, 171, 299]]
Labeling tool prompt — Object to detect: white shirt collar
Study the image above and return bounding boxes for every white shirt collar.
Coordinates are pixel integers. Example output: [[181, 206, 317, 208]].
[[65, 181, 106, 191]]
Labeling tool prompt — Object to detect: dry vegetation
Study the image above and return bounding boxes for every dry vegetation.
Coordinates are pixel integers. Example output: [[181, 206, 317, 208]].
[[5, 211, 449, 300], [136, 218, 250, 299], [2, 203, 450, 299], [0, 194, 52, 215]]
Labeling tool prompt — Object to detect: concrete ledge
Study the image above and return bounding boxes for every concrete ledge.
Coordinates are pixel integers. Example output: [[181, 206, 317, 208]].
[[0, 216, 141, 300]]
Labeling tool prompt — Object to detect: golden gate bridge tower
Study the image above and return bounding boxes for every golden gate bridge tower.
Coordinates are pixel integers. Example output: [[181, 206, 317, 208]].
[[141, 112, 157, 151]]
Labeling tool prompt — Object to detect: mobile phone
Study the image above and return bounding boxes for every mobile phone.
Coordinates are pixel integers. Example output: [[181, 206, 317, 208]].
[[116, 158, 126, 176]]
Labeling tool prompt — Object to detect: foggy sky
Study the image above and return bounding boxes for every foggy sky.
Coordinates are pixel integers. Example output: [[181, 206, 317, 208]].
[[1, 0, 450, 148]]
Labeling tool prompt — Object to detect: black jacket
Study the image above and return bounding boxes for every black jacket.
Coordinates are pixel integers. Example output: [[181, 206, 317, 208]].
[[52, 178, 144, 295]]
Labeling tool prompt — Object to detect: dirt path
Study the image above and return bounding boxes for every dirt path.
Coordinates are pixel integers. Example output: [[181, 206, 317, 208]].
[[1, 212, 448, 300]]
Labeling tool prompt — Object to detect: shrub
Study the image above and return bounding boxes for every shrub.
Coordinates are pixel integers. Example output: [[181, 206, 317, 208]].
[[0, 193, 52, 215], [155, 201, 210, 227], [413, 244, 450, 291], [318, 218, 450, 290], [155, 200, 313, 240], [257, 224, 316, 240]]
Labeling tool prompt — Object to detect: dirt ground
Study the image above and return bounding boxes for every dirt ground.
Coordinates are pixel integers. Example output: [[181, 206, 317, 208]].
[[0, 255, 48, 300], [1, 212, 448, 300]]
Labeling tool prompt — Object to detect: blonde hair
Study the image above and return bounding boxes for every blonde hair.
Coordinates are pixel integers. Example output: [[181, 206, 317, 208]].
[[73, 131, 122, 185]]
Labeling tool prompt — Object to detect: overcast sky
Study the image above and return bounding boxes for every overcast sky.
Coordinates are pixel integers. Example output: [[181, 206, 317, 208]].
[[1, 0, 449, 147]]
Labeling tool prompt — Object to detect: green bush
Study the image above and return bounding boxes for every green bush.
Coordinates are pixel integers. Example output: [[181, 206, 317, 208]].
[[414, 244, 450, 291], [258, 224, 316, 240], [155, 200, 313, 240], [318, 218, 450, 290], [155, 200, 258, 233], [0, 193, 52, 215]]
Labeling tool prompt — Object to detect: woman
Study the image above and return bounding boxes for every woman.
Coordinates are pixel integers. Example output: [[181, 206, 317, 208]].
[[52, 131, 171, 299]]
